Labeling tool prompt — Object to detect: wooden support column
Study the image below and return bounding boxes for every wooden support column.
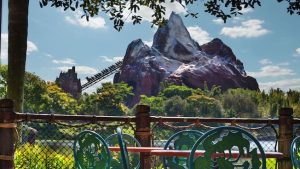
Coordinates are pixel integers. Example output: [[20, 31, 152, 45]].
[[0, 99, 16, 169], [135, 105, 151, 169], [278, 107, 293, 169]]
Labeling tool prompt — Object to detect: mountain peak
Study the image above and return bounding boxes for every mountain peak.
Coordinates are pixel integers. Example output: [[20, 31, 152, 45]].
[[115, 14, 258, 106], [168, 12, 185, 27], [211, 38, 223, 43], [152, 12, 201, 62], [202, 38, 236, 60], [123, 39, 149, 64]]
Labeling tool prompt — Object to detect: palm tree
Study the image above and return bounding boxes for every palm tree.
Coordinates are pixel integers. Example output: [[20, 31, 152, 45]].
[[7, 0, 29, 112]]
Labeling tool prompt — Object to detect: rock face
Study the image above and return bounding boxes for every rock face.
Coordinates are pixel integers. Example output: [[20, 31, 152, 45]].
[[55, 66, 82, 99], [114, 12, 259, 107]]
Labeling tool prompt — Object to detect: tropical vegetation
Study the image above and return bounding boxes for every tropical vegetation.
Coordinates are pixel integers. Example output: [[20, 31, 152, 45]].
[[1, 64, 299, 117], [6, 0, 300, 114]]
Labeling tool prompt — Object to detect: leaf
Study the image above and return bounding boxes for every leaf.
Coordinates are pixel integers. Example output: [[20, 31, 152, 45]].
[[225, 0, 231, 7], [39, 1, 43, 8], [42, 0, 48, 6]]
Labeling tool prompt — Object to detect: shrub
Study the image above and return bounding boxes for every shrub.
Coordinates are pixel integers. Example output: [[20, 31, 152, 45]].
[[15, 144, 75, 169]]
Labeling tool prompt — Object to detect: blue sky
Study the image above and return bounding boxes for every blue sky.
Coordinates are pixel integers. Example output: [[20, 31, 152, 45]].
[[1, 1, 300, 93]]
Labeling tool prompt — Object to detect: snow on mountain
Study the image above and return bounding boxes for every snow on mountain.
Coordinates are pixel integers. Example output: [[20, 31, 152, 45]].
[[114, 12, 259, 107]]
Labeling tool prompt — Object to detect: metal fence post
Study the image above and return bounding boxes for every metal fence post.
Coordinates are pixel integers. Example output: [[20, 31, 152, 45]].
[[135, 105, 151, 169], [0, 99, 16, 169], [278, 107, 293, 169]]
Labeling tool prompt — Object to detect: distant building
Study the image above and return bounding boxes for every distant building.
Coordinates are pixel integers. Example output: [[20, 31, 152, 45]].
[[55, 66, 82, 99]]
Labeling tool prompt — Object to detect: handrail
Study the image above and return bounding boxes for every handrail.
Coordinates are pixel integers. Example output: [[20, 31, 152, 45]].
[[150, 116, 279, 124], [15, 112, 135, 122], [0, 101, 294, 169], [14, 112, 281, 124], [292, 118, 300, 124]]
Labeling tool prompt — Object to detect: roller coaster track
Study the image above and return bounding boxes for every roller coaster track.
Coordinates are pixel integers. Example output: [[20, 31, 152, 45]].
[[81, 60, 123, 91]]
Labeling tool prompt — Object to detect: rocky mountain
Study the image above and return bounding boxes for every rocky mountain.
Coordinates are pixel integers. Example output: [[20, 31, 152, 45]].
[[56, 66, 82, 99], [114, 12, 259, 107]]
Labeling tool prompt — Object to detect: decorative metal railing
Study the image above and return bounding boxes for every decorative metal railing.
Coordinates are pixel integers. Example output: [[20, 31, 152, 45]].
[[0, 99, 297, 169]]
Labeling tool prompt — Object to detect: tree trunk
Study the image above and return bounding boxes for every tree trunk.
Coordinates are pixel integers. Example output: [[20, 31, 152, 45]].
[[7, 0, 29, 112]]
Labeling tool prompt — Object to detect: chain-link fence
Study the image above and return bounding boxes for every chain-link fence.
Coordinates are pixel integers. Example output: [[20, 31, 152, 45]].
[[13, 119, 281, 169], [151, 122, 279, 169], [6, 113, 291, 169], [15, 120, 135, 169]]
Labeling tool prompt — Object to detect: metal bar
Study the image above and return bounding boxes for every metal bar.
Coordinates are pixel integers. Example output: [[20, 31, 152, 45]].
[[150, 116, 279, 124], [15, 112, 280, 124], [15, 113, 136, 122]]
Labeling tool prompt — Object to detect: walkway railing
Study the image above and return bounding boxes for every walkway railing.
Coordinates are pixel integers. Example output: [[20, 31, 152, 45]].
[[0, 99, 297, 169]]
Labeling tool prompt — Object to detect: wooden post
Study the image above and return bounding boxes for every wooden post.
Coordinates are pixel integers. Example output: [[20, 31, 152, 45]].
[[278, 108, 293, 169], [0, 99, 16, 169], [135, 105, 151, 169]]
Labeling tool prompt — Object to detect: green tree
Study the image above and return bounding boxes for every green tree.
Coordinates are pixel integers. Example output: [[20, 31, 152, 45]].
[[1, 65, 50, 113], [286, 89, 300, 117], [94, 82, 133, 116], [187, 94, 222, 117], [287, 89, 300, 105], [160, 85, 194, 99], [139, 95, 164, 116], [0, 65, 8, 98], [7, 0, 299, 114], [222, 89, 259, 118], [193, 85, 222, 98], [42, 82, 78, 114], [268, 88, 286, 117], [78, 93, 99, 115], [23, 72, 48, 113], [39, 0, 300, 31], [164, 96, 188, 116]]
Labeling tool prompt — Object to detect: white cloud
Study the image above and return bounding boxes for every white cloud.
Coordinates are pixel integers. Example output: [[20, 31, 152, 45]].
[[187, 26, 212, 45], [278, 62, 290, 66], [294, 48, 300, 57], [123, 1, 186, 23], [57, 66, 98, 75], [65, 11, 106, 29], [259, 58, 289, 66], [248, 65, 295, 78], [1, 34, 8, 60], [27, 41, 38, 54], [297, 48, 300, 55], [231, 17, 244, 24], [53, 58, 76, 65], [163, 1, 187, 17], [259, 79, 300, 91], [259, 59, 272, 65], [212, 18, 224, 25], [1, 33, 38, 61], [45, 53, 54, 58], [240, 7, 253, 14], [143, 40, 153, 47], [213, 8, 250, 25], [99, 56, 123, 62], [220, 19, 269, 38]]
